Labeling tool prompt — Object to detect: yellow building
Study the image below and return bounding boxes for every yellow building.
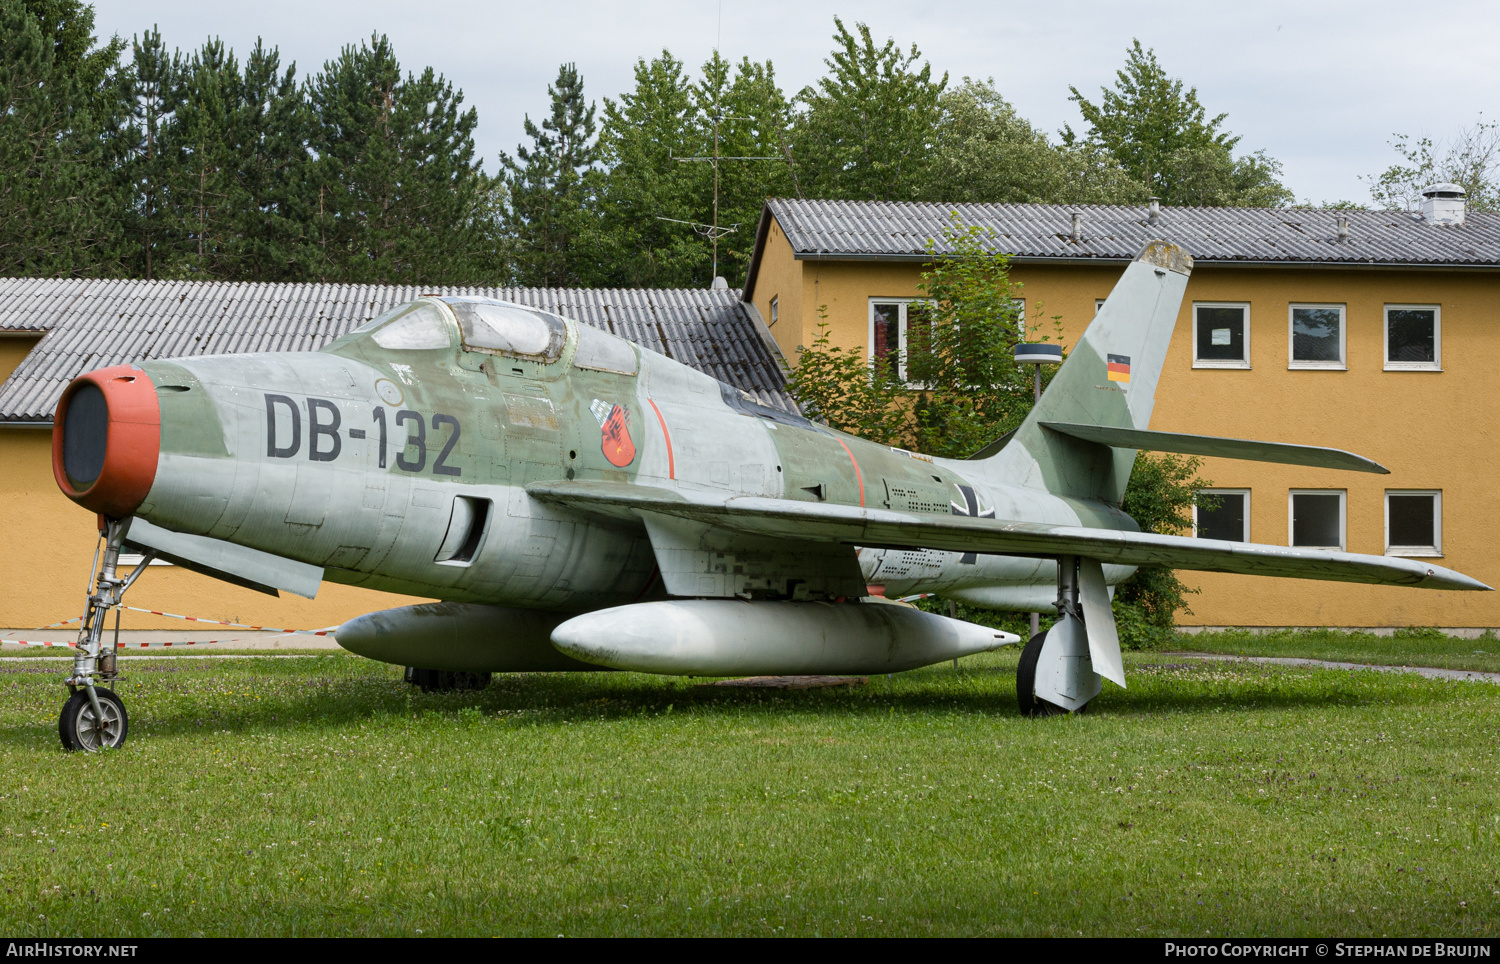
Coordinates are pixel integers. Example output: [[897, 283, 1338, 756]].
[[0, 281, 791, 634], [742, 195, 1500, 630]]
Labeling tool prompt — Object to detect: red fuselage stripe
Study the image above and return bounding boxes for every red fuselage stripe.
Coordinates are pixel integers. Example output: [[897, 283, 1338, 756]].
[[832, 436, 865, 507], [648, 398, 675, 479]]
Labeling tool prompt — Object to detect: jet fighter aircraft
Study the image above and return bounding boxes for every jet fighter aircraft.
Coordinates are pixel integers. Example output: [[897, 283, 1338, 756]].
[[49, 240, 1488, 750]]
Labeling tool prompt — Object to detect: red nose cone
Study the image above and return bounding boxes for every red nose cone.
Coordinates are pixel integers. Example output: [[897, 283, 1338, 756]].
[[52, 365, 161, 519]]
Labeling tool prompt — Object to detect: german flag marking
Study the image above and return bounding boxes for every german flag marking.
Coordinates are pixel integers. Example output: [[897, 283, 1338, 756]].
[[1106, 353, 1131, 383]]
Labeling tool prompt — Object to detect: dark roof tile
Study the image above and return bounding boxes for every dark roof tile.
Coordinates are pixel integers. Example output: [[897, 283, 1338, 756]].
[[0, 280, 793, 422]]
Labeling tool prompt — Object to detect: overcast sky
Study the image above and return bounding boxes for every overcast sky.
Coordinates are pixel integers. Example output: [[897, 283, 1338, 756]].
[[94, 0, 1500, 205]]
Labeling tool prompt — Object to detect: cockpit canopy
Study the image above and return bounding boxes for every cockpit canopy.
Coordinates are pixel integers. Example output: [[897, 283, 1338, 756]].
[[352, 297, 568, 363], [443, 299, 566, 363], [335, 296, 639, 376]]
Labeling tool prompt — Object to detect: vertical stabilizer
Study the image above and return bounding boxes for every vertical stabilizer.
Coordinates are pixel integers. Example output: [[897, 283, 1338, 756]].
[[982, 240, 1192, 504]]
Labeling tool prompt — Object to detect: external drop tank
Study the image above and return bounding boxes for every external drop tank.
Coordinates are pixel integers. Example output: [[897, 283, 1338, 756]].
[[551, 599, 1020, 676]]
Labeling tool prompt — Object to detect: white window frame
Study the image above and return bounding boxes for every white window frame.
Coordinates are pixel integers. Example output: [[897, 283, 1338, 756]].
[[868, 297, 933, 385], [1383, 304, 1441, 372], [1194, 488, 1251, 542], [1288, 489, 1346, 551], [768, 296, 778, 328], [1095, 298, 1106, 315], [1288, 303, 1347, 370], [1192, 302, 1251, 369], [1385, 489, 1442, 557]]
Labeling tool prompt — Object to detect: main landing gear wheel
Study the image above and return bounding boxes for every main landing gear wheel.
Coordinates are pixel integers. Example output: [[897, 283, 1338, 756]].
[[59, 688, 128, 752], [1015, 631, 1068, 717], [404, 667, 492, 692]]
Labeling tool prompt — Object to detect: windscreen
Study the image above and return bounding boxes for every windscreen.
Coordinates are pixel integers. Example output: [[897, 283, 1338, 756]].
[[370, 302, 454, 350]]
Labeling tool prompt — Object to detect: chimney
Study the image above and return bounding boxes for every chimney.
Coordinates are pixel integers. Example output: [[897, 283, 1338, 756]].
[[1420, 183, 1467, 226], [1336, 217, 1349, 243], [1070, 212, 1082, 243], [1148, 197, 1161, 226]]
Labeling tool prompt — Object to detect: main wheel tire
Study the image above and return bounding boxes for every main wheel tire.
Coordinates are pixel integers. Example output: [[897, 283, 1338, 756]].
[[1015, 630, 1068, 718], [58, 688, 128, 752]]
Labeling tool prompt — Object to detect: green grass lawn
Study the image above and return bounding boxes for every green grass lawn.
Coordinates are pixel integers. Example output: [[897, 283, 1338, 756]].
[[2, 650, 1498, 937], [1175, 628, 1500, 674]]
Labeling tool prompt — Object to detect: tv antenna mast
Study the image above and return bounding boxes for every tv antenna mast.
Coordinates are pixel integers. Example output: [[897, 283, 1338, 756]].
[[660, 1, 779, 284]]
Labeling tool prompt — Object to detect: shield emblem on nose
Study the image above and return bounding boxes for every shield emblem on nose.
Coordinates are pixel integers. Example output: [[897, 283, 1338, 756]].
[[592, 399, 636, 467]]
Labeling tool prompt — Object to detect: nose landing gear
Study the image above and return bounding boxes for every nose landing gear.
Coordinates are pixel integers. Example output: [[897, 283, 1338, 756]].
[[59, 518, 154, 752]]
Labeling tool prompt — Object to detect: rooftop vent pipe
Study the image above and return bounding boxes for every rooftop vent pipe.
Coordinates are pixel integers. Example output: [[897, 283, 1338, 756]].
[[1336, 216, 1349, 243], [711, 276, 729, 290], [1420, 183, 1466, 226], [1147, 197, 1161, 226], [1070, 212, 1082, 242]]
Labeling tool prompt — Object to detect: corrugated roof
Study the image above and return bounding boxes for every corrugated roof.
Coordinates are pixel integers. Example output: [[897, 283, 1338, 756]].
[[760, 197, 1500, 270], [0, 280, 793, 422]]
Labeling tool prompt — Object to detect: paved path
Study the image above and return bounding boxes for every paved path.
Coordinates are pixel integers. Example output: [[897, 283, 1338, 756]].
[[1165, 653, 1500, 683]]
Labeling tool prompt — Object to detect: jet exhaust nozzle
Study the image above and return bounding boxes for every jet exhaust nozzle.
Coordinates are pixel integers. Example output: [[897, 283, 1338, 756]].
[[52, 365, 161, 519], [551, 599, 1020, 676]]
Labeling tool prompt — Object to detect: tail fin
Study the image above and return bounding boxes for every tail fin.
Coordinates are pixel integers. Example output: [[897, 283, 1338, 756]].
[[982, 240, 1193, 505]]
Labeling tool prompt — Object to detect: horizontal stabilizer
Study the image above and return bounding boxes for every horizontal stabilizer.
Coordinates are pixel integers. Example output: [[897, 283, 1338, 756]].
[[527, 480, 1489, 592], [1039, 422, 1388, 474], [123, 517, 324, 599]]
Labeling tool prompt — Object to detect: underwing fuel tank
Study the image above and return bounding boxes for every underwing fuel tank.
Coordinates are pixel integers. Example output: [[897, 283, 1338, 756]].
[[336, 602, 609, 673], [551, 599, 1021, 676]]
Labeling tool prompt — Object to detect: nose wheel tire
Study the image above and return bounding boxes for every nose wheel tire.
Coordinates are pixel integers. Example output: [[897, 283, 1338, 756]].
[[59, 688, 128, 752], [1015, 630, 1070, 717]]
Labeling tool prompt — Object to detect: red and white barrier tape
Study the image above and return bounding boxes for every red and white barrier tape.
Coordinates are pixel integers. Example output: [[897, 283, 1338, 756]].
[[2, 607, 337, 649], [117, 607, 335, 636]]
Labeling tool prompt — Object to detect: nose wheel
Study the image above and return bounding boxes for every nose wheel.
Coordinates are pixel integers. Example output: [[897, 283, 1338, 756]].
[[59, 687, 129, 751], [58, 517, 154, 752]]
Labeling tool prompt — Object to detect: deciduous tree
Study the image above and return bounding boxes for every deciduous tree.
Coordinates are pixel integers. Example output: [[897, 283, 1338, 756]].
[[1066, 40, 1291, 207]]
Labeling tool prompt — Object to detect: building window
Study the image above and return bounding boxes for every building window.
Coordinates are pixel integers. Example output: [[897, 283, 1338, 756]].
[[1095, 299, 1105, 315], [869, 298, 936, 383], [1289, 304, 1346, 369], [1193, 303, 1250, 368], [1289, 490, 1346, 550], [1386, 490, 1441, 556], [1384, 305, 1439, 371], [1195, 488, 1250, 542], [769, 296, 778, 327]]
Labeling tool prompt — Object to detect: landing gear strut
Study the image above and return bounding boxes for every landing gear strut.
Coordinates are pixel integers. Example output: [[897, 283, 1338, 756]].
[[59, 519, 154, 752], [1016, 555, 1103, 716]]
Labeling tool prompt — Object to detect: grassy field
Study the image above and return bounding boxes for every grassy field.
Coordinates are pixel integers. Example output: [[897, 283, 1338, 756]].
[[2, 649, 1499, 937], [1177, 628, 1500, 674]]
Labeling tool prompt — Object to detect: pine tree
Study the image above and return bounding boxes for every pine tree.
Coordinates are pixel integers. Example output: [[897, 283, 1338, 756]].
[[306, 34, 494, 285], [791, 18, 946, 202], [0, 0, 124, 276], [162, 39, 240, 279], [116, 27, 176, 279], [500, 62, 600, 287], [227, 39, 314, 281]]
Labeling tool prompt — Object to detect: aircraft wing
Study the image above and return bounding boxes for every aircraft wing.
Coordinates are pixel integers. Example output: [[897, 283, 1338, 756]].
[[528, 480, 1489, 592]]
